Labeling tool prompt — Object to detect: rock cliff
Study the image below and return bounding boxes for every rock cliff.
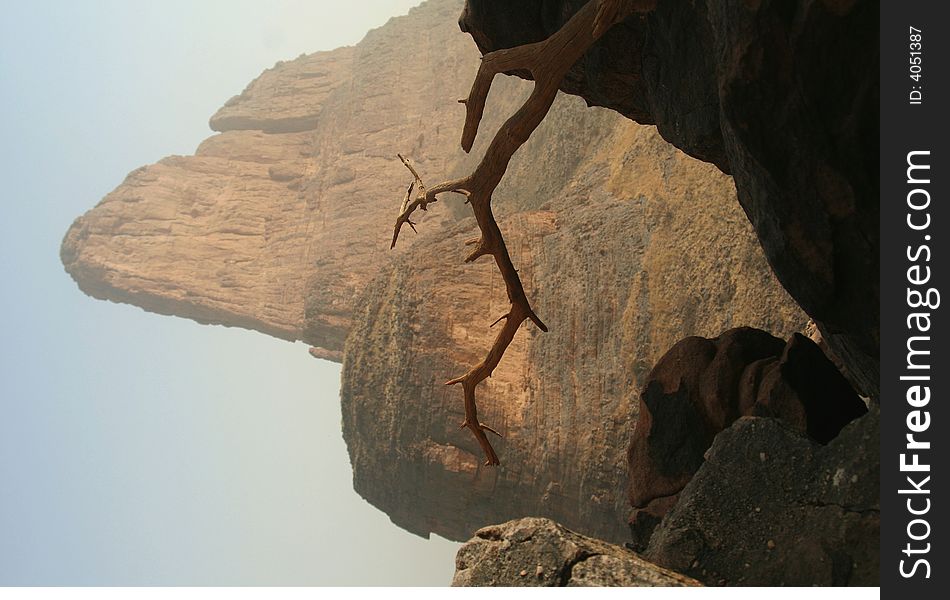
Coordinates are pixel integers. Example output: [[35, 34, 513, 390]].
[[459, 0, 880, 398], [453, 1, 879, 583], [62, 0, 807, 544]]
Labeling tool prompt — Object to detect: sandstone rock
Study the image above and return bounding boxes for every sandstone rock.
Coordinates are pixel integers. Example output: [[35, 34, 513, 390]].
[[62, 0, 807, 544], [645, 412, 880, 586], [625, 328, 867, 549], [452, 517, 700, 587], [210, 49, 354, 134], [62, 0, 483, 355], [341, 124, 808, 542], [459, 0, 880, 398]]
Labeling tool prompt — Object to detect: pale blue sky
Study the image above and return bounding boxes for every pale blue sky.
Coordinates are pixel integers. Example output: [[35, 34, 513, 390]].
[[0, 0, 460, 585]]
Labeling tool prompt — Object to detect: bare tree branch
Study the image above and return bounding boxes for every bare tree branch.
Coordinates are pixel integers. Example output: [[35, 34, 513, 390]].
[[390, 0, 643, 465]]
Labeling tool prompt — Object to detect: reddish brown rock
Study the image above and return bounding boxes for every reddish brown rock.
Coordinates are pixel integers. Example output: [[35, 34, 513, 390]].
[[61, 0, 808, 543], [61, 0, 481, 355], [341, 116, 809, 544], [626, 328, 867, 549]]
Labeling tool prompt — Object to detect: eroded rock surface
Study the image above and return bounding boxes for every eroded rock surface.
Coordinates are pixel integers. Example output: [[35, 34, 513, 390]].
[[645, 412, 880, 586], [452, 517, 700, 586], [459, 0, 880, 397], [62, 0, 808, 544], [341, 118, 808, 542], [625, 328, 868, 549], [62, 0, 481, 355]]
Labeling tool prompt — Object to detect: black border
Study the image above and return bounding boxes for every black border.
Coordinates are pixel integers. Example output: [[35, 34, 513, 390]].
[[881, 0, 948, 593]]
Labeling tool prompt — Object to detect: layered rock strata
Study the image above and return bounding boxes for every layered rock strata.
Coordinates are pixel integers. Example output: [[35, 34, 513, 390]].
[[62, 0, 480, 356], [62, 0, 807, 544], [340, 111, 808, 542]]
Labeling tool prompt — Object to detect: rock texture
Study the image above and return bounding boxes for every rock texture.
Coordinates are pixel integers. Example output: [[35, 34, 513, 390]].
[[452, 517, 700, 586], [625, 327, 868, 549], [459, 0, 880, 398], [62, 0, 808, 544], [340, 107, 808, 542], [645, 412, 880, 586], [62, 0, 481, 356]]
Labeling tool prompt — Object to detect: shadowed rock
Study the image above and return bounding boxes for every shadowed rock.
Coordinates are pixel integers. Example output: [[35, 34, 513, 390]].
[[646, 412, 879, 586], [626, 328, 867, 549], [459, 0, 880, 398]]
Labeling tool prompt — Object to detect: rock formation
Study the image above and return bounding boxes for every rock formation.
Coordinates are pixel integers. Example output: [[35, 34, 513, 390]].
[[452, 517, 700, 586], [62, 0, 809, 545], [447, 0, 880, 585], [458, 0, 880, 399], [645, 411, 880, 586], [626, 327, 868, 549], [62, 0, 478, 359]]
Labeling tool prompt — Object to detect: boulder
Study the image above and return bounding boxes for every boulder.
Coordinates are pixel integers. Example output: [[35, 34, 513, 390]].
[[645, 412, 879, 586], [452, 517, 701, 587], [626, 328, 867, 549]]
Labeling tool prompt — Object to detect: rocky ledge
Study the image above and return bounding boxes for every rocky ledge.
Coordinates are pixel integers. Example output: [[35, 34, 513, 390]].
[[626, 327, 868, 548], [452, 517, 700, 587], [459, 0, 880, 398]]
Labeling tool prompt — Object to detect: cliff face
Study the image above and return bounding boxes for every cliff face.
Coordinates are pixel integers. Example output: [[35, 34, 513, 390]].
[[342, 102, 808, 542], [62, 0, 806, 543], [62, 0, 478, 358], [459, 0, 880, 398], [452, 0, 880, 579]]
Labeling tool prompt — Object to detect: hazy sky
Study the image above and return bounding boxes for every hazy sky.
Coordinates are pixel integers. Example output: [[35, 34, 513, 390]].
[[0, 0, 461, 586]]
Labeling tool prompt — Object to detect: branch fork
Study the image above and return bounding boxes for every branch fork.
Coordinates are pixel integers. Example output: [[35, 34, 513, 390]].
[[390, 0, 641, 466]]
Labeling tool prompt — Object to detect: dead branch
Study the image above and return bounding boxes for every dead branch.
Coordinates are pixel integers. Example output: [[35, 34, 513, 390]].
[[390, 0, 640, 466]]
